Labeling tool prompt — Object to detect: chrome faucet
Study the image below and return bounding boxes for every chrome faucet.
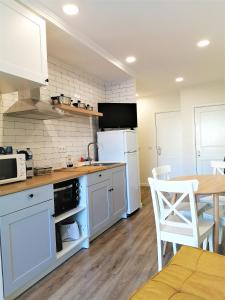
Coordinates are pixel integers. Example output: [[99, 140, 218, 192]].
[[87, 142, 98, 162]]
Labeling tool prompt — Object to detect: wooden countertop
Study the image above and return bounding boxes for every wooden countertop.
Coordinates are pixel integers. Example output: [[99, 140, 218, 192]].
[[0, 163, 125, 197]]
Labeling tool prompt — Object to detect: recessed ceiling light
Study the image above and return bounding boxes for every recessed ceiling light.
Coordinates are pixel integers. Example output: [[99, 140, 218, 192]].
[[63, 4, 79, 15], [136, 93, 139, 97], [197, 39, 210, 48], [175, 77, 184, 83], [126, 56, 136, 63]]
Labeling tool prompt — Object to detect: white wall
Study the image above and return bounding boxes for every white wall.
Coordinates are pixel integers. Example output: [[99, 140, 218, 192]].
[[137, 91, 180, 185], [138, 80, 225, 185], [0, 56, 136, 169]]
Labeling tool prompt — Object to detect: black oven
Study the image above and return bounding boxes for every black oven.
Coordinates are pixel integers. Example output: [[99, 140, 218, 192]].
[[54, 179, 79, 216]]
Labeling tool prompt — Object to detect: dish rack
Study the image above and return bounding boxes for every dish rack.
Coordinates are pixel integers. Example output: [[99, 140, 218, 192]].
[[34, 167, 53, 176]]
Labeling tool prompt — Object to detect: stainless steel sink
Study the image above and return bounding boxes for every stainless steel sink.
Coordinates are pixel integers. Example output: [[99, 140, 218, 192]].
[[91, 162, 117, 166]]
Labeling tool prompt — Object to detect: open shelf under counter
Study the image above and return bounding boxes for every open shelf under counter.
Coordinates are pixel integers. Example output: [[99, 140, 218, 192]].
[[54, 206, 86, 224], [56, 236, 88, 259], [55, 104, 103, 117]]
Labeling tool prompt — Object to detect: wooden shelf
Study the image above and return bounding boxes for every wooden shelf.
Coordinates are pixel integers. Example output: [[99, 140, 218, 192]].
[[54, 206, 86, 224], [55, 104, 103, 117], [56, 236, 88, 259]]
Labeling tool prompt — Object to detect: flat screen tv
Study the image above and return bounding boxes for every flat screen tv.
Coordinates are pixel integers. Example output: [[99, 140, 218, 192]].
[[98, 103, 137, 129]]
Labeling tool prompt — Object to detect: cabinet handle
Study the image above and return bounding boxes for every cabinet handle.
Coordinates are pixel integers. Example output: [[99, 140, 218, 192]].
[[28, 194, 34, 198], [98, 174, 102, 177], [45, 78, 49, 83], [108, 188, 113, 192], [111, 188, 114, 191]]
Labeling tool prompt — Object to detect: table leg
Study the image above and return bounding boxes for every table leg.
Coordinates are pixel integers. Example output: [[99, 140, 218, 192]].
[[171, 193, 177, 204], [213, 194, 219, 252]]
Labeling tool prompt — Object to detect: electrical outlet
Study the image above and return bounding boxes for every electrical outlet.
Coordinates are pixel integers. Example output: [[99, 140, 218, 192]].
[[58, 146, 66, 153]]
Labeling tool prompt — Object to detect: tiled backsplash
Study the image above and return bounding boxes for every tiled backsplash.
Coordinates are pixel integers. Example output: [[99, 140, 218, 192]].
[[105, 80, 136, 103], [0, 57, 136, 169]]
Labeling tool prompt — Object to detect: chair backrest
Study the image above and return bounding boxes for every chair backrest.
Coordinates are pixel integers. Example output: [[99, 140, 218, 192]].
[[152, 165, 171, 180], [210, 161, 225, 175], [148, 177, 199, 240]]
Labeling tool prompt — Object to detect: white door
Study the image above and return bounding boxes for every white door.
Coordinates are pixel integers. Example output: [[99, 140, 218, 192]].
[[195, 104, 225, 174], [155, 111, 182, 177]]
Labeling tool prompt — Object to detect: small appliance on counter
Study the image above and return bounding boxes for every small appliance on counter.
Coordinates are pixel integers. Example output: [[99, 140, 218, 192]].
[[0, 153, 26, 185], [17, 148, 34, 178], [54, 178, 80, 216], [0, 146, 13, 155]]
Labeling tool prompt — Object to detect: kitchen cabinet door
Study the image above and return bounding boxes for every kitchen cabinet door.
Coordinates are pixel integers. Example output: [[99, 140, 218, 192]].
[[111, 167, 126, 221], [88, 180, 111, 238], [0, 200, 56, 297], [0, 0, 48, 93]]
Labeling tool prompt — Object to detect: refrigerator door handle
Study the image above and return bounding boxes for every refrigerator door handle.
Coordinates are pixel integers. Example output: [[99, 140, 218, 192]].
[[124, 150, 137, 154]]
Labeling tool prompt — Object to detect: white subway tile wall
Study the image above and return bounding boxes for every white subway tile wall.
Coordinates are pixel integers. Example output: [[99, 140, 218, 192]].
[[0, 57, 136, 169], [105, 80, 136, 103]]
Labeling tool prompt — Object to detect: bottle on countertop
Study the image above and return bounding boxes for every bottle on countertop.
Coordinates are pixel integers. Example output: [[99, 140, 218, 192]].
[[67, 155, 73, 168]]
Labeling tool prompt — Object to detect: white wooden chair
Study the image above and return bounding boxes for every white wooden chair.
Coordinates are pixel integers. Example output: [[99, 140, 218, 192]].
[[152, 165, 208, 216], [211, 161, 225, 205], [204, 207, 225, 244], [200, 160, 225, 206], [149, 177, 214, 271], [152, 165, 171, 180]]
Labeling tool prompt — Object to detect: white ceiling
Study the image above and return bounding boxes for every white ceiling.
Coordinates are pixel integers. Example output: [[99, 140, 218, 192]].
[[46, 22, 132, 82], [22, 0, 225, 96]]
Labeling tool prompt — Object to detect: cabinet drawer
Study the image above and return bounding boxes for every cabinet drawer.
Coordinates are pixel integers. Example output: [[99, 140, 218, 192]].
[[0, 185, 53, 216], [86, 170, 111, 186]]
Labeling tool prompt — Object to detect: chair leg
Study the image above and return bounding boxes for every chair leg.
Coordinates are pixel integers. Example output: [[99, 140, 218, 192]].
[[172, 243, 177, 255], [203, 238, 208, 250], [219, 226, 223, 245], [157, 239, 163, 271], [209, 230, 213, 252]]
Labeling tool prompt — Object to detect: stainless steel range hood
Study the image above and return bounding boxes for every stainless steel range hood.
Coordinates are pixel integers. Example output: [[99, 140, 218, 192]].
[[5, 89, 65, 120], [5, 98, 65, 120]]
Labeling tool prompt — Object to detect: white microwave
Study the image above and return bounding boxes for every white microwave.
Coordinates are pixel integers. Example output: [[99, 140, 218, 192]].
[[0, 154, 26, 185]]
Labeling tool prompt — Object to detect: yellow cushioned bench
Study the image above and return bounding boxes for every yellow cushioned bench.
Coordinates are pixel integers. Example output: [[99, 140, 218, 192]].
[[130, 246, 225, 300]]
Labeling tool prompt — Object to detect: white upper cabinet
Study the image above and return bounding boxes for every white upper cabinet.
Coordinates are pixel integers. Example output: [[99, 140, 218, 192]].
[[0, 0, 48, 93]]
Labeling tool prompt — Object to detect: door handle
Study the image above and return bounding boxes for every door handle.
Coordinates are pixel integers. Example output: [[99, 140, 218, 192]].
[[156, 146, 162, 156], [197, 150, 200, 157]]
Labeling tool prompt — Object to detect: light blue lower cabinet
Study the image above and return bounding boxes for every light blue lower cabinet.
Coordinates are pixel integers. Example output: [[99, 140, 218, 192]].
[[0, 200, 56, 297], [0, 167, 126, 299], [88, 179, 111, 237], [86, 166, 127, 240]]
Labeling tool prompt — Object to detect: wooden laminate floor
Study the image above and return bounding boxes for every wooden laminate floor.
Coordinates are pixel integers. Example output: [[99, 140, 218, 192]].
[[17, 187, 225, 300]]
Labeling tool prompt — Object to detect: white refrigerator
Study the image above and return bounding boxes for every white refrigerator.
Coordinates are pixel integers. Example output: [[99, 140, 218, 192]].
[[97, 130, 141, 214]]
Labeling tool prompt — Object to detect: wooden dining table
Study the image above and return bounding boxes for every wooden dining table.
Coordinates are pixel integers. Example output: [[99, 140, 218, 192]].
[[173, 175, 225, 252]]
